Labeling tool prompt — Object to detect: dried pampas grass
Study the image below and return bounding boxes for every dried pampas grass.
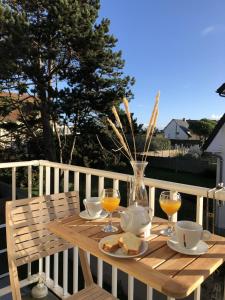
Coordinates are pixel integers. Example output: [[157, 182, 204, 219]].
[[107, 91, 160, 162], [107, 117, 131, 159]]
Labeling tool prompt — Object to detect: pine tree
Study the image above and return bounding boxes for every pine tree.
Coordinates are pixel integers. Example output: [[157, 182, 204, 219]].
[[0, 0, 134, 163]]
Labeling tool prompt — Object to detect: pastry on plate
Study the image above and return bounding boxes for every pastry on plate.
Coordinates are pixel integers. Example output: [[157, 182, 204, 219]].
[[118, 232, 142, 255], [102, 234, 121, 253]]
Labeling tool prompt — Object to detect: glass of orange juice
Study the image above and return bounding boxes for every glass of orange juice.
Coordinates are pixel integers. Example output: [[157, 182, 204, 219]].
[[159, 190, 181, 236], [100, 188, 120, 232]]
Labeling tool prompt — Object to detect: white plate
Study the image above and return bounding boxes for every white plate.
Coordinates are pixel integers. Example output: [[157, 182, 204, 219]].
[[167, 235, 208, 255], [98, 236, 148, 258], [79, 210, 108, 220]]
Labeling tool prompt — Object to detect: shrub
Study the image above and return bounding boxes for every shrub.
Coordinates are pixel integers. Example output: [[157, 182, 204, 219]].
[[150, 136, 171, 151]]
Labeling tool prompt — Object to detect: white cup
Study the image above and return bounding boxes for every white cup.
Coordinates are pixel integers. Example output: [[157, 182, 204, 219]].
[[83, 197, 102, 217], [175, 221, 211, 250]]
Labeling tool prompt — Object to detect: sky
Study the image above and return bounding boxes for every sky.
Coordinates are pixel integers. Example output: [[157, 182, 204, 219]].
[[99, 0, 225, 129]]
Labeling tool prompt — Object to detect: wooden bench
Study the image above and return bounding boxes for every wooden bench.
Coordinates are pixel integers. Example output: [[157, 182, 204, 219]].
[[6, 191, 116, 300]]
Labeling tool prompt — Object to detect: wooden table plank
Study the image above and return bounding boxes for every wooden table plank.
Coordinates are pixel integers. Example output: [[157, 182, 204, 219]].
[[46, 215, 225, 299], [172, 241, 225, 296], [140, 245, 177, 269], [47, 219, 187, 298], [156, 234, 224, 277]]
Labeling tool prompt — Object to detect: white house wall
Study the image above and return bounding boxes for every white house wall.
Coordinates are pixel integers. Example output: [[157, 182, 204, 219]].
[[206, 124, 225, 154], [164, 120, 188, 140], [205, 123, 225, 183], [205, 123, 225, 230]]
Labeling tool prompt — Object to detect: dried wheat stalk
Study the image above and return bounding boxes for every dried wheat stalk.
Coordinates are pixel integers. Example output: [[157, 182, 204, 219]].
[[112, 105, 133, 159], [107, 91, 160, 163], [146, 91, 160, 141], [143, 107, 159, 162], [112, 106, 123, 129], [143, 91, 160, 159], [123, 97, 137, 160], [107, 117, 133, 160]]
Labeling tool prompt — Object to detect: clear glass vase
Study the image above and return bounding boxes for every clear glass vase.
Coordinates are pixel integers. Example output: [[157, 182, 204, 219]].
[[129, 160, 148, 208]]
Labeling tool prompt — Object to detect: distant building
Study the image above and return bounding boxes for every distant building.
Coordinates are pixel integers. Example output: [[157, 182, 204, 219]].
[[163, 118, 200, 141], [0, 92, 36, 149], [203, 83, 225, 235], [203, 115, 225, 234], [0, 92, 71, 149], [203, 114, 225, 183]]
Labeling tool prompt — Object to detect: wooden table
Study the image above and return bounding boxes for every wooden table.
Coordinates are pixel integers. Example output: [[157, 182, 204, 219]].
[[47, 215, 225, 299]]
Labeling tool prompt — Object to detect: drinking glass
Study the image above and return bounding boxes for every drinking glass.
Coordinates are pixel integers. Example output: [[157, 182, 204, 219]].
[[159, 190, 181, 236], [100, 188, 120, 232]]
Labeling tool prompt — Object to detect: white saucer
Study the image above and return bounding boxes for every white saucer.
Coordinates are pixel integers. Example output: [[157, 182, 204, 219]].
[[79, 210, 108, 220], [167, 235, 208, 255]]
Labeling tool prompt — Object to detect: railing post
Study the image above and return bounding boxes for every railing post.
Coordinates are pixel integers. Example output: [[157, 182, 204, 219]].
[[98, 176, 104, 196], [149, 186, 155, 216], [63, 248, 68, 296], [147, 286, 153, 300], [170, 191, 178, 222], [39, 165, 43, 196], [196, 195, 204, 225], [85, 173, 91, 264], [73, 247, 79, 293], [194, 287, 201, 300], [64, 170, 69, 192], [28, 165, 32, 199], [97, 259, 103, 288], [97, 176, 104, 287], [195, 198, 202, 300], [45, 166, 51, 195], [38, 165, 44, 276], [112, 266, 117, 297], [85, 173, 91, 199], [45, 166, 50, 281], [73, 171, 80, 293], [54, 168, 59, 193], [53, 167, 59, 288], [128, 275, 134, 300], [27, 165, 32, 280], [63, 169, 69, 294], [74, 171, 79, 192], [113, 179, 119, 191], [12, 167, 16, 201]]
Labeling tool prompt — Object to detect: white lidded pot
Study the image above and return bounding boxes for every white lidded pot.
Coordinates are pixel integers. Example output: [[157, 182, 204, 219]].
[[119, 204, 152, 236]]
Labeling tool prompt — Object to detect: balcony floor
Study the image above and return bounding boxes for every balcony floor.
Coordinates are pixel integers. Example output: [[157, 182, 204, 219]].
[[1, 276, 60, 300]]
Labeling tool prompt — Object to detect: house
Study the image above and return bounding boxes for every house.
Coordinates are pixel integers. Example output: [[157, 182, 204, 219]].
[[0, 92, 71, 149], [203, 114, 225, 183], [163, 118, 200, 141], [203, 114, 225, 235], [0, 92, 36, 149]]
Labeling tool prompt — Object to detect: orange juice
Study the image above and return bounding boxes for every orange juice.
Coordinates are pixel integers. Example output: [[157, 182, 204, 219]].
[[159, 199, 181, 216], [101, 197, 120, 212]]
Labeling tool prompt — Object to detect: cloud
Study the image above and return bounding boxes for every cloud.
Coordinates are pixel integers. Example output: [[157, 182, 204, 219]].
[[209, 114, 222, 120], [201, 25, 225, 37], [201, 26, 215, 36]]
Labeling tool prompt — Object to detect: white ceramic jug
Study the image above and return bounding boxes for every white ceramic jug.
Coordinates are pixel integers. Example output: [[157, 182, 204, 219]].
[[120, 204, 152, 236]]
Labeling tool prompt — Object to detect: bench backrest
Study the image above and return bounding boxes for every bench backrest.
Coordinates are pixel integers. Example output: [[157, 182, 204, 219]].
[[6, 191, 80, 267]]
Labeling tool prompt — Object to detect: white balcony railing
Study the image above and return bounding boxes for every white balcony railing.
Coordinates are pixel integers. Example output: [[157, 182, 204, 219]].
[[0, 160, 225, 300]]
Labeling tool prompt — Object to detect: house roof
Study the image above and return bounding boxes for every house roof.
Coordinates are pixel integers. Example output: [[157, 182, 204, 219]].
[[174, 119, 190, 136], [164, 119, 196, 138], [216, 83, 225, 97], [0, 92, 35, 122], [202, 113, 225, 151]]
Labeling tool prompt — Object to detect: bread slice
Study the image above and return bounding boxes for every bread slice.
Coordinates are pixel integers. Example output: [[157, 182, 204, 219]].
[[119, 232, 142, 255], [102, 235, 121, 253]]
